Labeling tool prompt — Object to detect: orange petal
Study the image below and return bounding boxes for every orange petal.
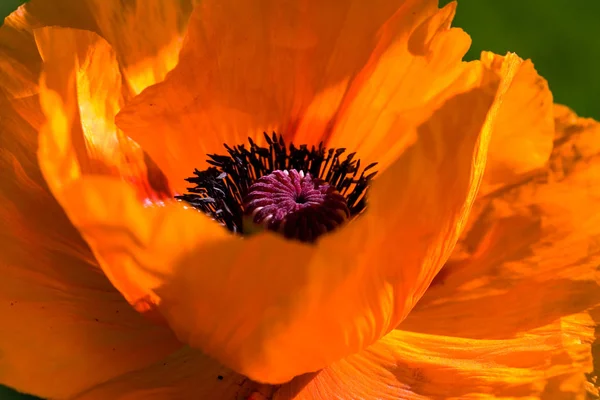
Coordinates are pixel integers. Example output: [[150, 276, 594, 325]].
[[80, 0, 192, 96], [479, 52, 554, 195], [0, 0, 190, 192], [75, 347, 277, 400], [400, 105, 600, 397], [405, 104, 600, 337], [22, 0, 192, 95], [0, 6, 42, 99], [37, 3, 534, 385], [115, 0, 438, 194], [319, 2, 472, 170], [34, 23, 234, 374], [0, 12, 183, 398], [34, 26, 175, 308], [39, 54, 519, 385], [0, 93, 180, 400], [276, 322, 596, 399], [589, 305, 600, 396]]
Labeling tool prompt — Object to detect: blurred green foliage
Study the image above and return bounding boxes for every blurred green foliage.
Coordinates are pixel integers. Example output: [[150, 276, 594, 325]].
[[448, 0, 600, 119], [0, 0, 599, 399], [0, 0, 22, 19]]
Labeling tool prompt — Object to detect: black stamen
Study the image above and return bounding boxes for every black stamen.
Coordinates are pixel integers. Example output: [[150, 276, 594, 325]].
[[176, 133, 377, 238]]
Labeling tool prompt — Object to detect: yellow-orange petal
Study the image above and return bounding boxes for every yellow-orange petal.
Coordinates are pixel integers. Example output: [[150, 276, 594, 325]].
[[37, 1, 531, 384], [21, 0, 192, 95], [0, 0, 189, 121], [38, 44, 520, 384], [589, 305, 600, 396], [405, 104, 600, 338], [34, 26, 175, 308], [75, 347, 276, 400], [81, 0, 192, 95], [401, 104, 600, 397], [320, 2, 472, 170], [275, 322, 596, 399], [479, 52, 555, 195], [0, 6, 41, 99], [0, 0, 191, 175], [115, 0, 442, 194], [0, 97, 181, 400]]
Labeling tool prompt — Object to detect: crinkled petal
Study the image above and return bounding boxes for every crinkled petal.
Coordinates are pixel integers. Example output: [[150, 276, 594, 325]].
[[404, 104, 600, 340], [74, 347, 276, 400], [37, 1, 538, 385], [115, 0, 446, 194], [24, 0, 192, 94], [0, 83, 180, 400], [34, 26, 176, 310], [398, 104, 600, 397], [275, 321, 596, 399], [82, 0, 192, 95], [0, 0, 191, 198], [0, 0, 191, 101], [319, 2, 472, 170], [479, 52, 555, 195], [0, 4, 201, 399], [0, 6, 42, 99], [39, 48, 522, 385]]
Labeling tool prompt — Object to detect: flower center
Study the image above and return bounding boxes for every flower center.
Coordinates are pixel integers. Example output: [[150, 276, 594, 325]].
[[176, 133, 377, 242], [244, 169, 350, 242]]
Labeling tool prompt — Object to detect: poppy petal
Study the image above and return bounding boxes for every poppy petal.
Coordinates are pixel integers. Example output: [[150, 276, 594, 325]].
[[82, 0, 192, 95], [0, 7, 42, 99], [41, 57, 517, 385], [0, 70, 180, 400], [115, 0, 441, 194], [275, 321, 597, 399], [34, 23, 235, 375], [34, 25, 181, 310], [400, 104, 600, 396], [37, 10, 531, 386], [75, 347, 276, 400], [21, 0, 192, 95], [286, 55, 517, 366], [404, 104, 600, 338], [479, 52, 555, 195], [0, 9, 42, 174], [321, 2, 472, 170], [0, 0, 191, 174]]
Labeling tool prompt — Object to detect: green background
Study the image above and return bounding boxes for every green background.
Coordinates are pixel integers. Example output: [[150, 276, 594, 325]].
[[0, 0, 599, 399]]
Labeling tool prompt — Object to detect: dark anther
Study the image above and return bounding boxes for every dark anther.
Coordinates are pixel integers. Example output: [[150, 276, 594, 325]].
[[176, 132, 377, 241]]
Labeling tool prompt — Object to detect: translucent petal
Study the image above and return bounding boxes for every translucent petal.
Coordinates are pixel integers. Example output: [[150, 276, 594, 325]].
[[275, 322, 596, 399], [0, 4, 196, 398], [399, 104, 600, 398], [115, 0, 441, 194], [36, 2, 529, 384], [0, 77, 179, 400], [479, 52, 555, 195], [321, 2, 472, 170], [34, 26, 178, 308], [75, 347, 275, 400], [39, 60, 520, 385], [25, 0, 192, 94]]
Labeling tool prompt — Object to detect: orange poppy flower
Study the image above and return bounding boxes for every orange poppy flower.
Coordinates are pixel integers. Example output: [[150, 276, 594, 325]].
[[1, 0, 598, 399]]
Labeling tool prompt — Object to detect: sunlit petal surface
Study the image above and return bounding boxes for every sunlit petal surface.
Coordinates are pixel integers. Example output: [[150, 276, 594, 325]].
[[33, 1, 537, 383], [0, 0, 598, 398], [273, 105, 600, 399], [0, 1, 193, 398]]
